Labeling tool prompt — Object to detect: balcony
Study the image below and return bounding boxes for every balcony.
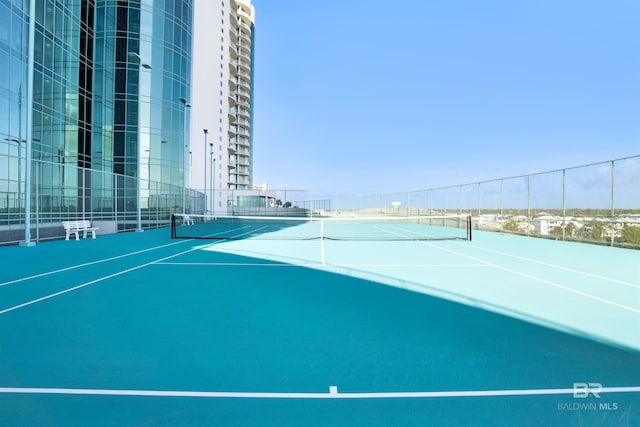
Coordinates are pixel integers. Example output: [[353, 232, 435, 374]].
[[237, 29, 251, 45], [235, 136, 249, 147], [236, 87, 250, 99], [228, 62, 237, 77], [236, 40, 251, 55], [230, 106, 250, 117], [235, 98, 249, 108], [235, 117, 250, 126], [236, 68, 251, 79], [234, 58, 251, 73], [238, 12, 251, 27], [228, 29, 237, 45], [235, 77, 250, 90], [228, 46, 238, 60]]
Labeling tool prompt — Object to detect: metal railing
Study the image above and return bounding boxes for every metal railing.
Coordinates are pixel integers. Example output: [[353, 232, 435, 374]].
[[0, 160, 204, 245], [2, 155, 638, 248], [287, 155, 640, 248]]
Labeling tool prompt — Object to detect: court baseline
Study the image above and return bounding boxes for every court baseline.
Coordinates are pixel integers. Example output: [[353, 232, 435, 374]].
[[0, 385, 638, 399]]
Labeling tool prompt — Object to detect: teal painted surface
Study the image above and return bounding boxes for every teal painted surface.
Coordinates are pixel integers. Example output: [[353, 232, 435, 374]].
[[0, 228, 638, 426]]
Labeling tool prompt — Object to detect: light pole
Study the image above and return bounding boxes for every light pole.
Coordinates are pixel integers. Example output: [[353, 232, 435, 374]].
[[203, 129, 208, 212], [21, 0, 36, 247], [210, 143, 215, 214], [128, 52, 152, 232], [179, 97, 191, 214]]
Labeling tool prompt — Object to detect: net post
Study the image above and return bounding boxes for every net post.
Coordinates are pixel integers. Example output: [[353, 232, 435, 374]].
[[468, 215, 472, 241], [171, 214, 176, 239], [320, 218, 326, 266]]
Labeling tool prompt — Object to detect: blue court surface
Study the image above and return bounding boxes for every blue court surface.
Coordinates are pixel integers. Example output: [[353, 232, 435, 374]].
[[0, 225, 638, 426]]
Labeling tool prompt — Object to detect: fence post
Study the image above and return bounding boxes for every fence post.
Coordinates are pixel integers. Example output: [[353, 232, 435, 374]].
[[527, 175, 531, 236], [477, 183, 481, 217], [562, 169, 566, 241], [611, 160, 615, 247], [500, 179, 504, 217]]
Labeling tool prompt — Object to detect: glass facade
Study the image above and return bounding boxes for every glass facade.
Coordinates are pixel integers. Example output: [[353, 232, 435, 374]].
[[0, 0, 194, 244], [0, 0, 29, 239]]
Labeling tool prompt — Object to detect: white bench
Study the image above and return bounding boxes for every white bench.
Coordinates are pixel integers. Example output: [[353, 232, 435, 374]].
[[62, 220, 99, 241]]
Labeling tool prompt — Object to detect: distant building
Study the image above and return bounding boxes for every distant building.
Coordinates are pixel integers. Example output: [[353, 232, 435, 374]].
[[192, 0, 256, 214], [253, 183, 269, 191], [531, 213, 563, 235]]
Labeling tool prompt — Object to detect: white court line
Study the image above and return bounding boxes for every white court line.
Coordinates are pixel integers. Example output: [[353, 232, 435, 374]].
[[423, 242, 640, 314], [327, 263, 490, 268], [0, 222, 259, 306], [0, 222, 266, 290], [0, 243, 215, 316], [373, 224, 463, 241], [320, 220, 324, 265], [453, 243, 640, 289], [156, 262, 299, 267], [202, 224, 270, 240], [231, 225, 271, 239], [380, 226, 640, 314], [155, 262, 491, 268], [389, 223, 638, 288], [0, 240, 191, 288], [0, 385, 638, 399]]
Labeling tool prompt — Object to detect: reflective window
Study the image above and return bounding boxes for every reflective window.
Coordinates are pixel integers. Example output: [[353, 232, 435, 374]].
[[0, 5, 10, 45]]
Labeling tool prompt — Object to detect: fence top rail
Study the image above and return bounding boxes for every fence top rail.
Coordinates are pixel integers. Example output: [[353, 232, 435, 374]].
[[397, 154, 640, 196]]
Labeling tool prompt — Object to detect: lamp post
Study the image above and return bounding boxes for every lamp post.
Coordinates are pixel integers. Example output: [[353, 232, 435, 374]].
[[128, 51, 152, 232], [203, 129, 208, 212], [20, 0, 36, 247], [210, 143, 215, 214], [179, 97, 191, 214]]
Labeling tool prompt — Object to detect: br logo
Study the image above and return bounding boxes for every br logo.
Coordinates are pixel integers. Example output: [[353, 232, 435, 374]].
[[573, 383, 602, 398]]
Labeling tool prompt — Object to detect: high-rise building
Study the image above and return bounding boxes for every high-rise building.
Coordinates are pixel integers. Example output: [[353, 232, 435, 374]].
[[192, 0, 256, 213], [0, 1, 194, 244]]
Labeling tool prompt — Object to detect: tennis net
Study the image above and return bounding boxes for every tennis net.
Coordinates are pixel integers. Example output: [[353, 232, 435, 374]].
[[171, 213, 472, 241]]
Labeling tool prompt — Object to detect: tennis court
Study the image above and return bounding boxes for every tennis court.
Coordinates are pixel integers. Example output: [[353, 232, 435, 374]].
[[0, 219, 639, 426]]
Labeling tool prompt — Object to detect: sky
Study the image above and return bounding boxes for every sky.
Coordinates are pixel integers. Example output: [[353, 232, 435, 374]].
[[245, 0, 639, 193]]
